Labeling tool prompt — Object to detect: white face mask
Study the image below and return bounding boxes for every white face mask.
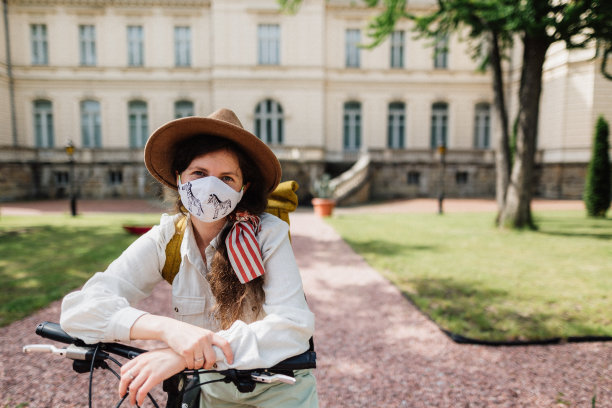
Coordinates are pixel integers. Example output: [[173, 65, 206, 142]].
[[178, 175, 244, 223]]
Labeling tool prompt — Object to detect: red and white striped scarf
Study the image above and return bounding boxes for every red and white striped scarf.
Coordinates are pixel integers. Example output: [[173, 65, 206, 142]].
[[225, 212, 265, 284]]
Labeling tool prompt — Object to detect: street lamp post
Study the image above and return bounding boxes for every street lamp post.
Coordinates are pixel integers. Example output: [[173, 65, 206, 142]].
[[65, 140, 77, 216], [437, 143, 446, 215]]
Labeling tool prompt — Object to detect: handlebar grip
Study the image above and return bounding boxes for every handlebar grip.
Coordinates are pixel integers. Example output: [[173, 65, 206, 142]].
[[36, 321, 76, 345]]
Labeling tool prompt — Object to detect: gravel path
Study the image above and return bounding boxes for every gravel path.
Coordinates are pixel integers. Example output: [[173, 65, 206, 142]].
[[1, 199, 609, 407]]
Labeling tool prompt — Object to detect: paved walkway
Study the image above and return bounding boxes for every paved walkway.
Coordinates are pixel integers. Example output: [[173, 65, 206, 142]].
[[1, 198, 608, 408]]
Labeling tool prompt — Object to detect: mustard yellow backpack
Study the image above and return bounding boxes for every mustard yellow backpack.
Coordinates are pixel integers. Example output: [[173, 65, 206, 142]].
[[161, 180, 299, 284]]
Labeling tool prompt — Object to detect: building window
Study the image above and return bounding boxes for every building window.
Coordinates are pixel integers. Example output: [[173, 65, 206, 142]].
[[258, 24, 280, 65], [128, 100, 148, 148], [54, 171, 69, 187], [474, 103, 491, 149], [434, 33, 448, 69], [109, 170, 123, 185], [345, 29, 361, 68], [127, 26, 144, 67], [81, 100, 101, 148], [79, 25, 96, 66], [456, 171, 469, 185], [431, 102, 448, 148], [390, 31, 404, 68], [31, 24, 48, 65], [407, 171, 420, 185], [343, 101, 361, 151], [33, 99, 54, 148], [175, 100, 194, 118], [388, 102, 406, 149], [255, 100, 284, 144], [174, 26, 191, 67]]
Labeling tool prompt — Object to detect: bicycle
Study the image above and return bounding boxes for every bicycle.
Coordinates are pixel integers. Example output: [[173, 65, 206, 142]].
[[23, 321, 316, 408]]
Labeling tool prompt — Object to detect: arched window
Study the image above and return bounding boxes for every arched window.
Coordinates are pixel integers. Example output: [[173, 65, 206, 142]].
[[388, 102, 406, 149], [431, 102, 448, 148], [175, 100, 194, 118], [254, 99, 284, 144], [128, 100, 148, 148], [33, 99, 54, 148], [474, 102, 491, 149], [81, 100, 101, 148], [343, 101, 361, 151]]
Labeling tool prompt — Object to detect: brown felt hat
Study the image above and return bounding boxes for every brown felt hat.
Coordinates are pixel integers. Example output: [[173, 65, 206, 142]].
[[144, 108, 282, 193]]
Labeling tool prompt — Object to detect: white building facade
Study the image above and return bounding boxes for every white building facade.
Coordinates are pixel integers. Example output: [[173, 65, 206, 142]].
[[0, 0, 609, 202]]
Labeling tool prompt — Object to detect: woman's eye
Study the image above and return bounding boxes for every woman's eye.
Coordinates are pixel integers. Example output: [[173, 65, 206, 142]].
[[193, 171, 205, 177], [221, 176, 234, 183]]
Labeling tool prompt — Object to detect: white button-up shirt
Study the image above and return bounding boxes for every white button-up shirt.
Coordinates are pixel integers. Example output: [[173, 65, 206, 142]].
[[60, 212, 314, 370]]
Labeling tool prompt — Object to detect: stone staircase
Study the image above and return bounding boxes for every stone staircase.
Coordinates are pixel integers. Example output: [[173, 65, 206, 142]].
[[329, 154, 371, 206]]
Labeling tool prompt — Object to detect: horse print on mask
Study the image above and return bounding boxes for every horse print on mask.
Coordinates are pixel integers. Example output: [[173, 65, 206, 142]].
[[207, 194, 232, 219], [180, 182, 204, 217]]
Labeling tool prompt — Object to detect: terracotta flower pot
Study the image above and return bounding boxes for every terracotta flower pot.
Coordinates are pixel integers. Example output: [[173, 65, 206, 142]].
[[311, 198, 336, 217]]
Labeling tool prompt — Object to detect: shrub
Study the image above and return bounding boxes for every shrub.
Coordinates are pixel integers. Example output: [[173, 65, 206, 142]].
[[584, 116, 611, 217]]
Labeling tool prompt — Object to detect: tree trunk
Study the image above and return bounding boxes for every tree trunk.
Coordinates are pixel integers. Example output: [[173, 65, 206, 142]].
[[498, 34, 550, 229], [490, 31, 512, 220]]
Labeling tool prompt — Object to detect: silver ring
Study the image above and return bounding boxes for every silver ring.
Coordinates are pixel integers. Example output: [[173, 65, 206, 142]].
[[128, 370, 136, 380], [195, 356, 205, 361]]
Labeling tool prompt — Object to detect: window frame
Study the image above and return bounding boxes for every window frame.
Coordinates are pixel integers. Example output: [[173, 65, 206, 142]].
[[431, 102, 449, 148], [387, 102, 406, 149], [345, 29, 361, 68], [127, 25, 144, 67], [31, 24, 49, 65], [254, 99, 284, 144], [33, 99, 54, 148], [390, 30, 404, 69], [80, 100, 102, 148], [174, 26, 192, 67], [474, 102, 491, 149], [79, 25, 96, 66], [257, 24, 281, 65], [343, 101, 362, 151], [128, 100, 149, 148]]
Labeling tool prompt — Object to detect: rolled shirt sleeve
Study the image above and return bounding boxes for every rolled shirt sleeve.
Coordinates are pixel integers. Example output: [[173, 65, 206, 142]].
[[60, 215, 176, 343]]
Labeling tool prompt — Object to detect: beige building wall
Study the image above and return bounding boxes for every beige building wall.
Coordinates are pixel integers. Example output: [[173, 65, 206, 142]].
[[1, 0, 610, 201]]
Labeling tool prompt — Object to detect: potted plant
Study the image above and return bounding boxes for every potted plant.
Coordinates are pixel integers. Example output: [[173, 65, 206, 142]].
[[311, 173, 336, 217]]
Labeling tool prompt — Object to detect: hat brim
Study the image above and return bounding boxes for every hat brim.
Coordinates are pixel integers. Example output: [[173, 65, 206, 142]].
[[144, 116, 282, 194]]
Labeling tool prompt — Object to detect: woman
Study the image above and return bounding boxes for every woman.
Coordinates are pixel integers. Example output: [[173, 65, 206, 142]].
[[60, 109, 318, 407]]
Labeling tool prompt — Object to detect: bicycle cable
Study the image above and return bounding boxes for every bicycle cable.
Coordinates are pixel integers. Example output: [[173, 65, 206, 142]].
[[88, 343, 101, 408]]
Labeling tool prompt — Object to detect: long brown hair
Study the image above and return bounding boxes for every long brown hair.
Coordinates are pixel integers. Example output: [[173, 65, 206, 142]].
[[172, 135, 268, 329]]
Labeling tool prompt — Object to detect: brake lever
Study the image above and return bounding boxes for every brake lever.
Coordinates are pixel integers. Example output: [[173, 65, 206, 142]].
[[23, 344, 108, 361], [250, 372, 296, 385]]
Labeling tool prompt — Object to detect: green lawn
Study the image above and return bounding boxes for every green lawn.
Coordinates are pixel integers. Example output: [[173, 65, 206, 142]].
[[326, 210, 612, 342], [0, 213, 161, 327]]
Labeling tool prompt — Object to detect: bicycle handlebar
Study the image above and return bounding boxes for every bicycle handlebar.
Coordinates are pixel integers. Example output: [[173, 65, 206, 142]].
[[34, 321, 316, 371], [26, 321, 316, 407]]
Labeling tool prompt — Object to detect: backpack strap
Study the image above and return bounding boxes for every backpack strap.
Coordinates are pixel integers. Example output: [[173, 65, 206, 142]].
[[161, 215, 188, 284], [161, 180, 300, 285]]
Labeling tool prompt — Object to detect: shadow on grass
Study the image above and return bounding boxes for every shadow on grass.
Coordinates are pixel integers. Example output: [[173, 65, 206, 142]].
[[341, 238, 437, 257], [402, 277, 612, 345], [535, 215, 612, 240], [0, 224, 139, 326]]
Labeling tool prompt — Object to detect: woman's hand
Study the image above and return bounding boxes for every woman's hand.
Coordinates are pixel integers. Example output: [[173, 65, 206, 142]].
[[118, 348, 185, 407], [162, 319, 234, 370], [130, 314, 234, 370]]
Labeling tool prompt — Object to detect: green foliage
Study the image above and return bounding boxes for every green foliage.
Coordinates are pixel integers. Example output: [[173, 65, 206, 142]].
[[327, 211, 612, 341], [584, 116, 611, 217], [312, 173, 333, 198]]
